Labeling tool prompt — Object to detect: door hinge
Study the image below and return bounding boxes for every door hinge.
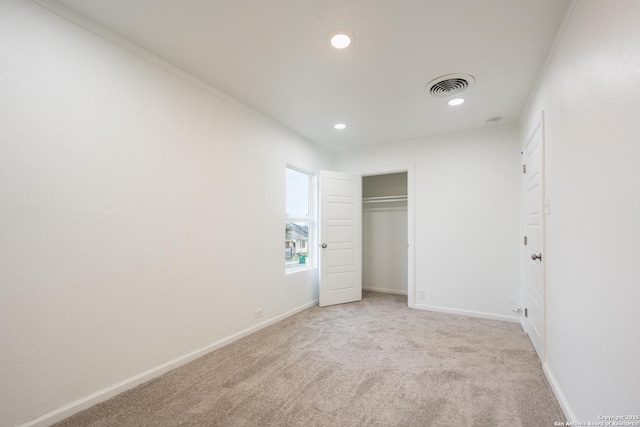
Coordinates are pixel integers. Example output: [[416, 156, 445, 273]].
[[524, 236, 528, 245], [524, 308, 528, 318], [523, 164, 527, 174]]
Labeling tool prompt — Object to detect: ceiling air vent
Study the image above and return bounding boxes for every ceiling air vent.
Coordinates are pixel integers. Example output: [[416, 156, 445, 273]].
[[425, 73, 475, 97]]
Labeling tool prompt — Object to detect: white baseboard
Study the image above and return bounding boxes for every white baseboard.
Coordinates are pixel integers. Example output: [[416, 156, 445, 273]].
[[18, 299, 318, 427], [411, 303, 520, 323], [363, 286, 408, 296], [543, 362, 577, 422]]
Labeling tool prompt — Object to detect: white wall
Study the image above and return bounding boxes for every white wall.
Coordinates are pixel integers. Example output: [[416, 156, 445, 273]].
[[520, 0, 640, 421], [363, 208, 408, 294], [335, 126, 522, 321], [0, 1, 332, 425]]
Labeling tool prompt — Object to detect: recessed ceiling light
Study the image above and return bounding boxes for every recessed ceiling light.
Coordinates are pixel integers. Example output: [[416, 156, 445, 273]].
[[448, 98, 465, 106], [334, 123, 346, 130], [330, 31, 354, 49]]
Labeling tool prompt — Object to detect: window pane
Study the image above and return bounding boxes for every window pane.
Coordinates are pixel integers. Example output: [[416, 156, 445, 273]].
[[286, 168, 309, 219], [285, 221, 309, 269], [286, 167, 312, 271]]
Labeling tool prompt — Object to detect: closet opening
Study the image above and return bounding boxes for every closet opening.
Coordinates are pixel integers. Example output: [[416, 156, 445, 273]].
[[362, 172, 408, 302]]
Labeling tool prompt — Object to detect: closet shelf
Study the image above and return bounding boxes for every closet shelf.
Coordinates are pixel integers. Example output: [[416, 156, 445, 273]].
[[362, 195, 408, 204]]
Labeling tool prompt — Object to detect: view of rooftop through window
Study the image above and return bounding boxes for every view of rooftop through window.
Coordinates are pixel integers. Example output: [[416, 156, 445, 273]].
[[285, 168, 312, 270]]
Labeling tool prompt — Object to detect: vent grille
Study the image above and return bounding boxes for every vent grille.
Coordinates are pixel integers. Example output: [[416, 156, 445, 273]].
[[430, 78, 469, 96], [426, 73, 475, 97]]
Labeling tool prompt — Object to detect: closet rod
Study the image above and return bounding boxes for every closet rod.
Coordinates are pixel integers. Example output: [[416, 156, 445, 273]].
[[362, 195, 408, 204]]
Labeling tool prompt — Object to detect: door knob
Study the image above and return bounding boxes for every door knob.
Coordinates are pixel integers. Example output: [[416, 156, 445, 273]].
[[531, 253, 542, 261], [321, 243, 327, 248]]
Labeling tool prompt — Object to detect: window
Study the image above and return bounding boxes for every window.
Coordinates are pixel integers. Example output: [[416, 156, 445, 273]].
[[285, 167, 313, 271]]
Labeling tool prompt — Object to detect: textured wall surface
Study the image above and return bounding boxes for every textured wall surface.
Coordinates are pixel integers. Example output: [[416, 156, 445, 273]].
[[335, 126, 522, 321], [0, 1, 331, 425], [520, 0, 640, 421]]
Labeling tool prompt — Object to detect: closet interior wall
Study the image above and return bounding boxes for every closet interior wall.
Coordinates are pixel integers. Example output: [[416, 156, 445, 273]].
[[362, 173, 408, 295]]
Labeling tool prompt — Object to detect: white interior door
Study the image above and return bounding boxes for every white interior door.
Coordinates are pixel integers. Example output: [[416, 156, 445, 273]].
[[524, 117, 545, 360], [319, 170, 362, 307]]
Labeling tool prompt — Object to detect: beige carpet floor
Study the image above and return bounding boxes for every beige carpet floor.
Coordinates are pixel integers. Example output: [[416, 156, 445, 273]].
[[55, 292, 564, 427]]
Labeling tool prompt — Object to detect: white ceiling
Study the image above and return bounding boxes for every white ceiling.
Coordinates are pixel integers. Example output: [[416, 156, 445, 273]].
[[54, 0, 571, 151]]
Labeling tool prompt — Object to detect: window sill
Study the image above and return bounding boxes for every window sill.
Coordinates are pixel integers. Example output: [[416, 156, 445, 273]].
[[285, 264, 315, 275]]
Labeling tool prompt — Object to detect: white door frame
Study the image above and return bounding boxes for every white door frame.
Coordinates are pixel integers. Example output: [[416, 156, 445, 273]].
[[360, 164, 415, 308]]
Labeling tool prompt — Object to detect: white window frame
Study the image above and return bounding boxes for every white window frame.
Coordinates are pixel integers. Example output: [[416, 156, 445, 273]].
[[285, 165, 315, 274]]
